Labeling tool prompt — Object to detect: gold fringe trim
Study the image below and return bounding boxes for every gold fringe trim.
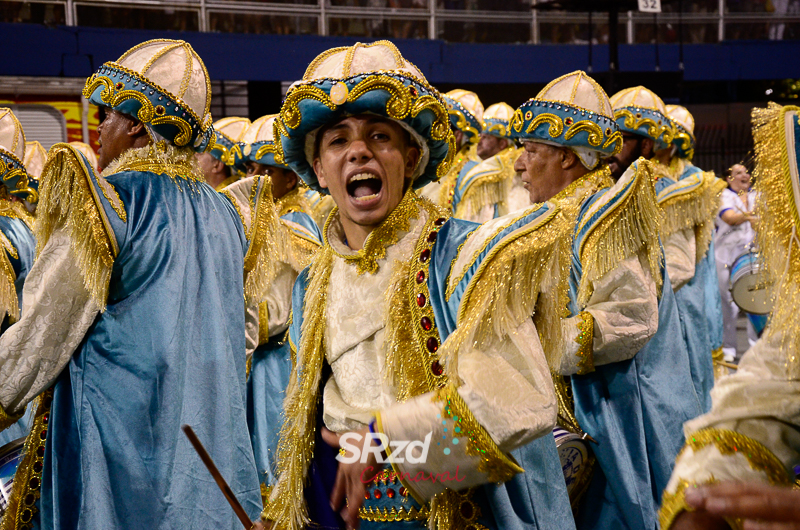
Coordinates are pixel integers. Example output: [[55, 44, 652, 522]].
[[275, 187, 313, 218], [577, 158, 663, 307], [441, 202, 572, 375], [359, 505, 430, 522], [37, 144, 119, 309], [0, 401, 23, 431], [698, 176, 727, 263], [0, 236, 18, 323], [244, 176, 285, 303], [574, 311, 595, 375], [0, 199, 35, 232], [437, 145, 471, 209], [711, 347, 727, 380], [452, 147, 520, 220], [751, 103, 800, 378], [283, 225, 321, 274], [261, 247, 333, 530]]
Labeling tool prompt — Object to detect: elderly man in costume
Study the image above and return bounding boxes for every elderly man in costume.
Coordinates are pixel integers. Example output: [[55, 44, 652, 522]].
[[660, 103, 800, 530], [256, 40, 574, 530], [0, 110, 37, 448], [418, 89, 483, 210], [511, 72, 703, 530], [609, 88, 722, 412], [0, 40, 263, 529], [452, 102, 524, 223], [223, 114, 323, 503], [198, 116, 251, 190]]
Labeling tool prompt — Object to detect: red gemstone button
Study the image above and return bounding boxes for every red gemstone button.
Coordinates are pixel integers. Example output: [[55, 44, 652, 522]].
[[386, 488, 396, 498], [420, 249, 431, 263], [434, 217, 446, 226], [373, 489, 382, 500], [416, 270, 425, 284], [400, 487, 408, 497], [427, 337, 439, 353], [431, 360, 443, 375], [427, 231, 438, 243], [420, 316, 433, 331], [416, 293, 426, 307], [364, 491, 371, 500]]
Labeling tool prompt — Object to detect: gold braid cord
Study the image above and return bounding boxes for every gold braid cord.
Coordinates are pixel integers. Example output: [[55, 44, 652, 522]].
[[453, 147, 521, 220], [37, 144, 121, 309], [751, 103, 800, 378], [577, 158, 663, 307], [659, 428, 792, 530], [244, 176, 286, 303], [261, 247, 333, 530], [437, 146, 471, 209]]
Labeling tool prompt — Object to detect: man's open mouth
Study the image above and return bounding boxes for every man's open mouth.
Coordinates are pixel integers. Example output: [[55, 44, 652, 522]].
[[347, 172, 383, 202]]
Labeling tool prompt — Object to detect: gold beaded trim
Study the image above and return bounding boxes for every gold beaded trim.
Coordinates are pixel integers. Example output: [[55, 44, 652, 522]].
[[358, 505, 430, 522]]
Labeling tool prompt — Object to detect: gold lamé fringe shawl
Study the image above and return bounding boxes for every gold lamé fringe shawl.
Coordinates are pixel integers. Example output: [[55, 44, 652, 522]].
[[0, 236, 18, 322], [578, 159, 663, 308], [658, 172, 723, 264], [440, 203, 574, 377], [37, 144, 119, 309], [275, 187, 313, 219], [244, 177, 285, 303], [751, 102, 800, 379], [436, 146, 471, 209], [452, 148, 521, 221], [261, 246, 333, 529]]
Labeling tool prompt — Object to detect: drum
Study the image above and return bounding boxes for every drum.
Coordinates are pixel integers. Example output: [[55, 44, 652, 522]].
[[0, 437, 25, 515], [730, 250, 773, 315], [553, 427, 594, 507]]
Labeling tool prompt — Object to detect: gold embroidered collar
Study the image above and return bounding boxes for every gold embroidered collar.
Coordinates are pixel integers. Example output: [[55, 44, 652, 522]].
[[101, 141, 204, 184], [552, 164, 614, 205], [274, 186, 312, 218], [0, 197, 34, 231], [324, 188, 422, 275]]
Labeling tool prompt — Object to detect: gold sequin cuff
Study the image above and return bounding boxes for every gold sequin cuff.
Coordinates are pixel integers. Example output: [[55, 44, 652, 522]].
[[659, 479, 743, 530], [660, 428, 793, 530], [0, 402, 23, 431], [575, 311, 595, 375]]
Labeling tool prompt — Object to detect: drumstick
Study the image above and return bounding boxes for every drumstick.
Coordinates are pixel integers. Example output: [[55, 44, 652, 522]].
[[181, 424, 254, 529], [715, 360, 739, 370]]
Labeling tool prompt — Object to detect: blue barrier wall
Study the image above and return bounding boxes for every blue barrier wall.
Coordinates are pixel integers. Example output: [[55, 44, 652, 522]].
[[1, 22, 799, 84]]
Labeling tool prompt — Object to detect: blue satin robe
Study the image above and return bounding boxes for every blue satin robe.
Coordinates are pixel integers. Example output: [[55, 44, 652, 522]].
[[0, 213, 36, 447], [569, 189, 703, 530], [449, 159, 479, 215], [37, 170, 262, 529], [656, 175, 715, 413], [288, 206, 576, 530], [247, 209, 322, 495]]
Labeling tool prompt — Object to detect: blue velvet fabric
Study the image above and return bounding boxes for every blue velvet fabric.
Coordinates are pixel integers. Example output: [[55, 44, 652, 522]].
[[569, 189, 703, 530], [37, 172, 262, 529], [288, 205, 576, 530], [0, 214, 36, 446]]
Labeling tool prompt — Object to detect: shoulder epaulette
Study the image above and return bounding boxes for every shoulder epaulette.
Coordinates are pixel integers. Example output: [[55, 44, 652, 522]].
[[443, 200, 573, 372], [37, 143, 126, 309], [453, 147, 521, 220], [574, 158, 663, 307]]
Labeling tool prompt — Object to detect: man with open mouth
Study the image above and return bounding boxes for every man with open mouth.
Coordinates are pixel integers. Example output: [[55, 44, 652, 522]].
[[254, 40, 574, 530]]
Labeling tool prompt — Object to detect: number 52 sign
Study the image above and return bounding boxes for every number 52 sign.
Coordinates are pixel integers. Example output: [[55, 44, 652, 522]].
[[638, 0, 662, 12]]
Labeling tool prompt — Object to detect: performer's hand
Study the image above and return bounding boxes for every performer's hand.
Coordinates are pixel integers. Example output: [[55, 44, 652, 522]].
[[672, 481, 800, 530], [321, 426, 381, 530]]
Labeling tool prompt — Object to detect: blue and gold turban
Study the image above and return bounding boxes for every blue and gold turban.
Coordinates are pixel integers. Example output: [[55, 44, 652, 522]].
[[666, 104, 696, 160], [610, 86, 675, 151], [510, 71, 622, 169], [241, 115, 289, 170], [275, 40, 455, 194], [83, 39, 215, 153], [208, 117, 251, 175], [481, 102, 514, 139]]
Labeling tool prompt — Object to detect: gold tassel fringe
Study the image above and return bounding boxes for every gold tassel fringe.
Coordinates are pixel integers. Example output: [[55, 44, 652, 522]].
[[577, 158, 663, 307], [244, 176, 286, 302], [751, 102, 800, 379], [453, 147, 520, 221], [0, 234, 18, 323], [261, 247, 333, 529], [37, 144, 119, 309]]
